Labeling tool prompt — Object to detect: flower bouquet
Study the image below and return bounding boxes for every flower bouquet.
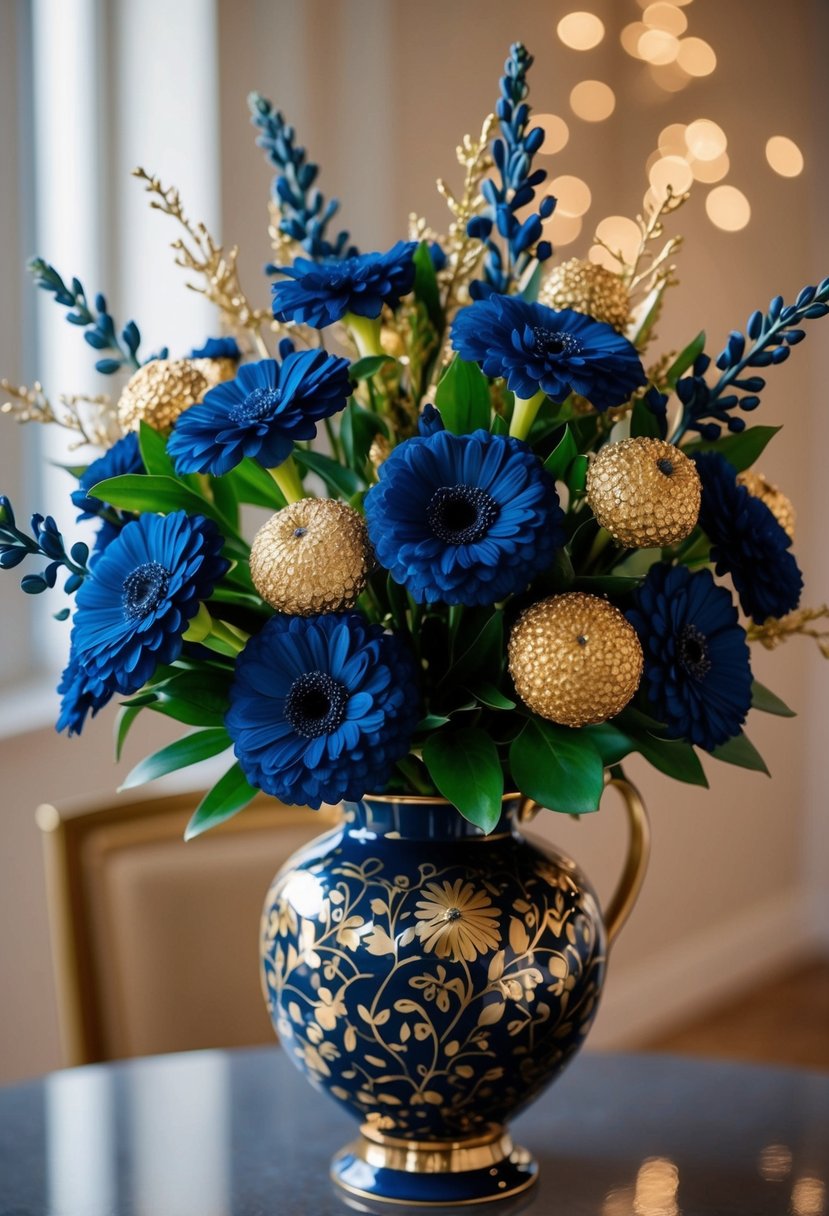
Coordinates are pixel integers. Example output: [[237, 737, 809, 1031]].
[[3, 40, 827, 1205]]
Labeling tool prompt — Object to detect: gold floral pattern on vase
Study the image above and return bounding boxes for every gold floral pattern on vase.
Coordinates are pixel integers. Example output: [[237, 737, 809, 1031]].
[[260, 796, 607, 1144]]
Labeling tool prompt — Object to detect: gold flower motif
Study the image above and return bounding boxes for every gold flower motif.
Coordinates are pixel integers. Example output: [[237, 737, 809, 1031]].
[[314, 986, 347, 1030], [414, 880, 502, 962]]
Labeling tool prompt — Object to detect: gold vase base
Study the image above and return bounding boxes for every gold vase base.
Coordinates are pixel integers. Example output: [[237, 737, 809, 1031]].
[[330, 1123, 539, 1208]]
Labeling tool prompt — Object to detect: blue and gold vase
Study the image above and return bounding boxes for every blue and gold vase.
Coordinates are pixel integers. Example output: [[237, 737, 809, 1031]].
[[260, 781, 649, 1207]]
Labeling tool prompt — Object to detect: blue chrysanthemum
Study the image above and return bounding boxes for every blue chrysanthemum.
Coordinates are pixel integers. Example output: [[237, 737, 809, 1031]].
[[694, 451, 803, 624], [451, 297, 646, 411], [226, 612, 420, 808], [271, 240, 417, 328], [70, 510, 229, 694], [627, 563, 753, 752], [72, 433, 143, 520], [56, 649, 115, 736], [189, 336, 242, 361], [364, 428, 564, 606], [167, 352, 351, 476]]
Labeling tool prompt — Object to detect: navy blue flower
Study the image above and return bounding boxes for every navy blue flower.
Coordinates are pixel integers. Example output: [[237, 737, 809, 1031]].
[[189, 336, 242, 362], [271, 240, 417, 328], [56, 649, 115, 736], [627, 563, 753, 751], [70, 510, 229, 694], [167, 352, 351, 476], [226, 612, 420, 808], [364, 429, 564, 606], [694, 451, 803, 623], [71, 433, 143, 519], [451, 297, 646, 411]]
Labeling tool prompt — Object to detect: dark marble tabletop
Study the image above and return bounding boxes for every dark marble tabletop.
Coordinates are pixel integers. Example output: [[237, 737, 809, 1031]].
[[0, 1047, 826, 1215]]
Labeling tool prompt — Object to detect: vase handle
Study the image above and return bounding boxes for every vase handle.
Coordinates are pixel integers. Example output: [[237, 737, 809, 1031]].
[[602, 772, 651, 950]]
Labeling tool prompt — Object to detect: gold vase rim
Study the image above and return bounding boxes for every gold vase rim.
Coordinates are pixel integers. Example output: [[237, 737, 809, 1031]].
[[350, 791, 524, 807]]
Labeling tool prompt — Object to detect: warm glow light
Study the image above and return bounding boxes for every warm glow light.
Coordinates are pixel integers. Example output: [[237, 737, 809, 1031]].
[[621, 21, 648, 57], [638, 28, 679, 64], [570, 80, 616, 121], [643, 2, 688, 35], [706, 185, 751, 231], [551, 174, 592, 217], [545, 212, 583, 247], [535, 113, 570, 155], [766, 135, 804, 177], [557, 11, 605, 51], [685, 118, 727, 161], [634, 1157, 680, 1216], [689, 150, 729, 183], [791, 1176, 826, 1216], [649, 155, 694, 198], [593, 215, 641, 265], [649, 62, 692, 92], [677, 36, 717, 76], [659, 122, 688, 156], [758, 1144, 793, 1183], [637, 0, 692, 6]]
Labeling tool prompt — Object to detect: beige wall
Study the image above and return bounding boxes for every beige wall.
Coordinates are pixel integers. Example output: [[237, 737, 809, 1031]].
[[1, 0, 827, 1082]]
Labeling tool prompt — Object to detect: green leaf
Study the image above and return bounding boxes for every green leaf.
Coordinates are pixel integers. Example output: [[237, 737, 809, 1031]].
[[665, 331, 706, 389], [490, 413, 509, 436], [422, 728, 504, 832], [184, 763, 259, 840], [349, 354, 396, 381], [434, 355, 491, 435], [138, 420, 176, 477], [119, 728, 232, 791], [340, 401, 388, 471], [89, 474, 241, 539], [416, 713, 451, 731], [615, 710, 709, 786], [224, 458, 286, 509], [630, 397, 664, 440], [751, 680, 796, 717], [140, 668, 234, 727], [510, 719, 604, 815], [567, 454, 589, 496], [114, 705, 142, 762], [469, 681, 516, 711], [209, 474, 240, 530], [140, 698, 226, 728], [543, 425, 577, 480], [582, 722, 634, 766], [412, 241, 444, 333], [684, 425, 781, 472], [447, 612, 503, 685], [710, 732, 770, 775], [293, 448, 361, 498], [574, 575, 643, 595]]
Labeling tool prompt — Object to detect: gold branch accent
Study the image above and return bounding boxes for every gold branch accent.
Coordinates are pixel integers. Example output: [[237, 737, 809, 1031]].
[[748, 606, 829, 658], [1, 380, 119, 449]]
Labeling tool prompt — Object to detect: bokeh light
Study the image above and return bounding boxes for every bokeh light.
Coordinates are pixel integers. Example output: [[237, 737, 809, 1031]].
[[706, 185, 751, 231], [790, 1176, 826, 1216], [621, 21, 648, 57], [649, 62, 692, 92], [638, 28, 680, 64], [544, 212, 583, 247], [642, 2, 688, 35], [557, 12, 605, 51], [591, 215, 641, 268], [689, 151, 729, 183], [659, 122, 688, 156], [677, 36, 717, 76], [685, 118, 727, 161], [535, 113, 570, 156], [551, 174, 592, 217], [570, 80, 616, 122], [649, 155, 694, 198], [766, 135, 804, 177]]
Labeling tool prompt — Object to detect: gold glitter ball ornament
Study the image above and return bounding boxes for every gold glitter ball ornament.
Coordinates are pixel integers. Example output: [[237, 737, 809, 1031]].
[[191, 356, 238, 391], [737, 470, 796, 540], [586, 437, 701, 548], [250, 498, 374, 615], [508, 593, 643, 727], [539, 258, 632, 334], [117, 359, 209, 433]]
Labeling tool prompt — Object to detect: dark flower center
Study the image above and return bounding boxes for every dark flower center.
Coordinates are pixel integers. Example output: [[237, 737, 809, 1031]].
[[427, 485, 499, 545], [285, 670, 348, 738], [231, 386, 281, 424], [531, 327, 581, 359], [445, 908, 462, 922], [678, 625, 711, 680], [657, 457, 675, 476], [122, 561, 171, 620]]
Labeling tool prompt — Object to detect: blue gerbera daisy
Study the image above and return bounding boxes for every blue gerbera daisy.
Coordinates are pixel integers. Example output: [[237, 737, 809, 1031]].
[[70, 510, 229, 694], [451, 296, 646, 414], [694, 451, 803, 624], [189, 336, 242, 362], [71, 432, 144, 555], [627, 563, 753, 752], [167, 352, 351, 476], [364, 428, 564, 606], [56, 649, 115, 736], [226, 612, 420, 808], [271, 240, 417, 328]]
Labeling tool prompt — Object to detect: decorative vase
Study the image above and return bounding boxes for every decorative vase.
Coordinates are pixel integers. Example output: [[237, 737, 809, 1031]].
[[260, 778, 649, 1207]]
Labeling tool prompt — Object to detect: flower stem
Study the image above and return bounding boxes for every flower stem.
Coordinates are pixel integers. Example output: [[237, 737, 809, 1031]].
[[267, 454, 305, 504], [183, 604, 249, 656], [509, 389, 546, 440], [345, 312, 383, 359]]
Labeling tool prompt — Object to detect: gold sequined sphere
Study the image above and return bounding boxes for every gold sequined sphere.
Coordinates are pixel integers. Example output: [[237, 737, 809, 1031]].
[[539, 258, 632, 334], [117, 359, 209, 433], [737, 470, 796, 540], [191, 356, 238, 391], [586, 437, 701, 548], [250, 498, 374, 615], [508, 593, 643, 727]]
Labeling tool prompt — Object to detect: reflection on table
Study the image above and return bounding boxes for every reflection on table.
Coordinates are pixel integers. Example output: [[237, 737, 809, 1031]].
[[2, 1048, 827, 1215]]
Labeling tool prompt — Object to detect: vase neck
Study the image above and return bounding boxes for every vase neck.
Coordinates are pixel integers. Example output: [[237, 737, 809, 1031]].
[[342, 795, 523, 842]]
